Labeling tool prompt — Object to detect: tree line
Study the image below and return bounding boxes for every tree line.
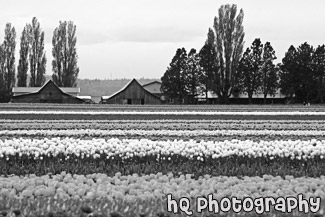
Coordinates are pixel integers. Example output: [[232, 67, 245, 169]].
[[0, 17, 79, 102], [161, 4, 325, 104]]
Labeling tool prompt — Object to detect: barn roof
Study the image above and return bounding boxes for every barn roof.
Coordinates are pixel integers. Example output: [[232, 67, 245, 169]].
[[12, 87, 39, 93], [13, 86, 80, 94], [102, 78, 161, 100], [142, 80, 162, 87], [12, 80, 85, 103]]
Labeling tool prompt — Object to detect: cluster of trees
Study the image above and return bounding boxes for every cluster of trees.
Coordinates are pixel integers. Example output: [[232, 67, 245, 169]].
[[161, 4, 246, 104], [239, 41, 325, 104], [0, 17, 79, 102], [160, 48, 202, 104], [237, 38, 278, 104], [280, 43, 325, 103], [161, 4, 325, 104]]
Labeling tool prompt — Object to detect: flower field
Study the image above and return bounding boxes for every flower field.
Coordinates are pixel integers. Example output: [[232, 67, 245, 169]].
[[0, 105, 325, 217]]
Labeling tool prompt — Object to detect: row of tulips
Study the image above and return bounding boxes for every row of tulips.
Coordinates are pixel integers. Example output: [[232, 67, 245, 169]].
[[2, 110, 325, 115], [0, 196, 169, 217], [1, 172, 325, 201], [2, 119, 323, 123], [1, 103, 323, 109], [1, 172, 324, 216], [0, 137, 324, 160], [3, 113, 325, 121], [0, 129, 325, 137], [0, 195, 322, 217], [1, 119, 325, 131]]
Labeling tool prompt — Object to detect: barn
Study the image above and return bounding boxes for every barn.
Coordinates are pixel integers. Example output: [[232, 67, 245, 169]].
[[101, 79, 161, 104], [142, 81, 162, 97], [11, 80, 85, 104]]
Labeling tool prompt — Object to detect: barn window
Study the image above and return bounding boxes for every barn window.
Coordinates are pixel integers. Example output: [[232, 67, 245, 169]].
[[141, 99, 144, 105], [127, 99, 132, 104], [49, 92, 52, 96]]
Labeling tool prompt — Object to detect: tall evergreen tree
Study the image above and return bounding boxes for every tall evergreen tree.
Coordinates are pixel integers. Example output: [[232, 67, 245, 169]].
[[213, 4, 245, 103], [52, 21, 79, 87], [17, 26, 29, 87], [28, 17, 46, 87], [260, 42, 278, 103], [312, 45, 325, 103], [296, 42, 315, 102], [238, 38, 263, 104], [280, 43, 316, 103], [161, 48, 188, 103], [279, 45, 299, 101], [199, 28, 218, 103], [184, 48, 203, 104]]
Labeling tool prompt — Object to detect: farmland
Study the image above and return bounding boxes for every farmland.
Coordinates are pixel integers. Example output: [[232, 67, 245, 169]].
[[0, 104, 325, 217]]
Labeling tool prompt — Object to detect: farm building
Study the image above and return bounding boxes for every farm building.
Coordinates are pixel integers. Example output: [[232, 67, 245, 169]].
[[141, 80, 181, 104], [142, 81, 163, 97], [11, 80, 85, 104], [101, 79, 161, 104], [195, 89, 291, 104]]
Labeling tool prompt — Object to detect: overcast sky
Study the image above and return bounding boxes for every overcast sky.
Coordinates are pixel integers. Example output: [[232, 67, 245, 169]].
[[1, 0, 325, 80]]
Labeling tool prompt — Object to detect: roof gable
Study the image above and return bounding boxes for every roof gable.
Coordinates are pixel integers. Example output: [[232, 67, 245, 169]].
[[12, 87, 40, 93], [38, 80, 65, 94]]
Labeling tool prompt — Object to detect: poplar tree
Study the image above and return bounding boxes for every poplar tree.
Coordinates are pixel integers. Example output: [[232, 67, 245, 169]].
[[17, 26, 29, 87], [28, 17, 46, 87], [213, 4, 245, 103], [52, 21, 79, 87], [0, 23, 16, 94]]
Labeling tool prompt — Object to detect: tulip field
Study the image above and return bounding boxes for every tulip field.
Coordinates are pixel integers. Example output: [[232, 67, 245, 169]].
[[1, 104, 325, 217]]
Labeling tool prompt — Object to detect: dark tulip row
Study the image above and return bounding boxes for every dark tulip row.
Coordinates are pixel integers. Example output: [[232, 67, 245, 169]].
[[1, 154, 325, 178]]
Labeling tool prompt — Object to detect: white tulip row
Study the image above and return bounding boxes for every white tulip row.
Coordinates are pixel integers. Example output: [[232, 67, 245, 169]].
[[1, 119, 322, 123], [0, 172, 324, 200], [1, 137, 325, 160], [0, 129, 324, 137], [1, 111, 325, 115]]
